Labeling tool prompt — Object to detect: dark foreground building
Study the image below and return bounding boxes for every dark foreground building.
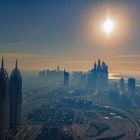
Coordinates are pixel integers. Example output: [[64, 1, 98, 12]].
[[0, 58, 23, 140], [0, 58, 10, 140], [10, 60, 22, 135]]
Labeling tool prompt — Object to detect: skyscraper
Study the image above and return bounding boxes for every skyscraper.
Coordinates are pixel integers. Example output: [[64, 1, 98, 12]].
[[0, 58, 10, 140], [119, 78, 125, 92], [9, 60, 22, 134], [128, 77, 135, 94], [64, 70, 69, 87], [88, 59, 108, 91], [88, 62, 97, 89], [100, 61, 108, 89]]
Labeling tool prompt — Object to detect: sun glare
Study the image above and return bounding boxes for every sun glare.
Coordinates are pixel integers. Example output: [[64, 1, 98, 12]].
[[102, 18, 115, 36]]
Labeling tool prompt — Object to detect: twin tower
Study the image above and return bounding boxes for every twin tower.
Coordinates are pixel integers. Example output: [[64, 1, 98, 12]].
[[0, 58, 22, 140]]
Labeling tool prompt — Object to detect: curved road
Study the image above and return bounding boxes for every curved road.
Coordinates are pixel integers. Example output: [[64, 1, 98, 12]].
[[95, 103, 140, 139]]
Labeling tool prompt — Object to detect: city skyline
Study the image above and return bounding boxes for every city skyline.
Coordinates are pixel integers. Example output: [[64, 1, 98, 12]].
[[0, 0, 140, 74], [1, 1, 140, 139]]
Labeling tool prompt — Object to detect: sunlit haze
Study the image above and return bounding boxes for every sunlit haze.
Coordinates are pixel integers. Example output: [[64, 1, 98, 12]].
[[102, 18, 115, 36], [1, 2, 140, 140], [0, 0, 140, 75]]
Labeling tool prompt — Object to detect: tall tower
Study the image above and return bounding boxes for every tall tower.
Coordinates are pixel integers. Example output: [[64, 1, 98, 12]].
[[0, 58, 9, 140], [128, 77, 135, 94], [64, 70, 69, 88], [101, 61, 108, 89], [88, 59, 108, 91], [93, 62, 97, 72], [120, 78, 125, 92], [97, 59, 101, 72], [9, 60, 22, 134], [92, 62, 97, 89]]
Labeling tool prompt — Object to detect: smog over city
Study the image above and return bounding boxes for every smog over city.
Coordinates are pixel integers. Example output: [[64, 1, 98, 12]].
[[0, 1, 140, 140]]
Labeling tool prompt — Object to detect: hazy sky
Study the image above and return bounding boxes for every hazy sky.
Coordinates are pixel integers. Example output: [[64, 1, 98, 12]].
[[0, 0, 140, 74]]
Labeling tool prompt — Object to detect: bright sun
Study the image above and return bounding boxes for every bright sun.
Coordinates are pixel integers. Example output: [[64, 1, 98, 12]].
[[102, 18, 115, 36]]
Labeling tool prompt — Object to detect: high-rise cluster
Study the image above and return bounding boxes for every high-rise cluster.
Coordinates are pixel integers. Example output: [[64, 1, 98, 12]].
[[0, 58, 22, 140], [88, 59, 108, 90]]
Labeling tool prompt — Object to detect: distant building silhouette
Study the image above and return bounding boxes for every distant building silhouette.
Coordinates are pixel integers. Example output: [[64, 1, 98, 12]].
[[119, 78, 125, 92], [0, 58, 10, 140], [57, 66, 60, 72], [113, 82, 118, 91], [128, 77, 135, 94], [88, 59, 108, 91], [39, 66, 63, 79], [9, 60, 22, 134], [64, 70, 69, 87], [39, 70, 45, 78]]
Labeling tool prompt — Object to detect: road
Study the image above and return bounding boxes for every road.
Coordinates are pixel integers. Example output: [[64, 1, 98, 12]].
[[27, 125, 43, 140], [95, 103, 140, 139]]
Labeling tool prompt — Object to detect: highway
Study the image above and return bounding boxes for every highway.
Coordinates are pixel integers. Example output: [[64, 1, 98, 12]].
[[95, 103, 140, 139]]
